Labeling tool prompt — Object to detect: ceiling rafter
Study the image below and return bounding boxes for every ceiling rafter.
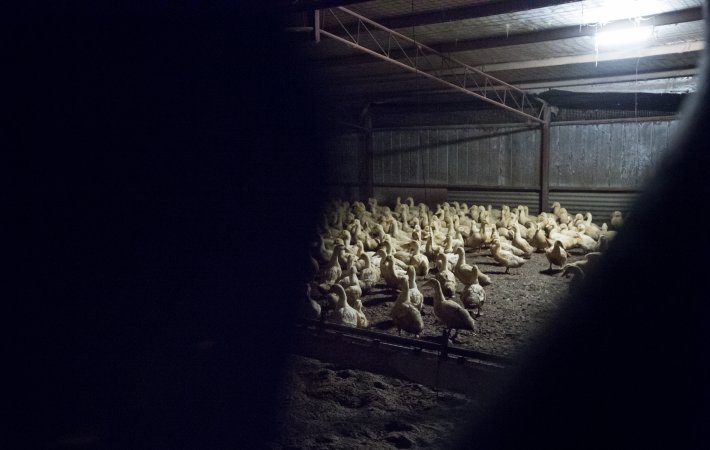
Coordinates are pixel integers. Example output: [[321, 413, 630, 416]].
[[313, 6, 703, 68], [317, 6, 548, 123], [284, 0, 373, 13], [374, 0, 580, 29], [320, 68, 699, 104]]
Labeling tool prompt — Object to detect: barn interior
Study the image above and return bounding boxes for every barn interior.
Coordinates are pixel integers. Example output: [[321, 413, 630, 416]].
[[276, 1, 707, 449], [12, 2, 708, 449]]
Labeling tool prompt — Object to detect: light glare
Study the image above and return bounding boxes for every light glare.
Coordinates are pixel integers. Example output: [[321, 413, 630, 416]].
[[582, 0, 662, 24], [595, 26, 653, 47]]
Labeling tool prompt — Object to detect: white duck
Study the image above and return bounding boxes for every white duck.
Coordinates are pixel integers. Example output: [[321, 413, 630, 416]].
[[460, 266, 485, 318], [490, 232, 527, 258], [545, 240, 568, 271], [390, 277, 425, 337], [531, 227, 550, 252], [319, 244, 344, 287], [511, 225, 534, 258], [354, 299, 369, 328], [382, 254, 407, 290], [381, 238, 410, 270], [421, 278, 476, 341], [315, 235, 333, 264], [578, 213, 602, 240], [405, 266, 424, 311], [453, 246, 476, 285], [424, 226, 442, 260], [454, 247, 492, 286], [465, 222, 485, 250], [357, 252, 380, 292], [330, 284, 358, 327], [548, 226, 577, 250], [491, 238, 526, 274], [338, 265, 362, 307], [408, 240, 430, 276], [600, 223, 618, 240], [434, 253, 457, 298], [574, 225, 599, 253], [610, 210, 624, 230]]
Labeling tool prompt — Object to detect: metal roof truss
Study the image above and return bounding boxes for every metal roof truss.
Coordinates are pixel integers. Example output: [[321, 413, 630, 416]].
[[317, 6, 547, 124]]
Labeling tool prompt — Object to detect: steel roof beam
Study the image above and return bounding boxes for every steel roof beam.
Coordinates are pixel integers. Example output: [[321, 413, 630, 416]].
[[475, 41, 704, 72], [284, 0, 374, 13], [316, 7, 703, 68], [436, 6, 703, 54], [319, 69, 698, 104], [376, 0, 579, 29], [318, 6, 546, 123]]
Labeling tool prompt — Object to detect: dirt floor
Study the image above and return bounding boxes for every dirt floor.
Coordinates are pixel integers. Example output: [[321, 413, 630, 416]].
[[274, 248, 585, 449], [268, 355, 482, 450]]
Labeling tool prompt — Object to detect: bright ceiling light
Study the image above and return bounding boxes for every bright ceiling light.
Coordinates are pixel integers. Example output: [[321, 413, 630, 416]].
[[595, 26, 653, 47], [582, 0, 662, 25]]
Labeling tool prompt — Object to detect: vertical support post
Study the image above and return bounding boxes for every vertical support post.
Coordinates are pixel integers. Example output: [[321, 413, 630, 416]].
[[314, 9, 320, 43], [360, 104, 374, 201], [539, 104, 551, 214]]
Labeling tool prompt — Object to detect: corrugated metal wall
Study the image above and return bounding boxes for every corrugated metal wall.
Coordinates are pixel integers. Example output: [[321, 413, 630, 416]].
[[372, 127, 539, 188], [325, 119, 679, 216], [324, 132, 361, 185], [550, 120, 678, 189]]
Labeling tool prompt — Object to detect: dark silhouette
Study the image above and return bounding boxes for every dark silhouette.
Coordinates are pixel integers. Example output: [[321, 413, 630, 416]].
[[9, 3, 325, 448]]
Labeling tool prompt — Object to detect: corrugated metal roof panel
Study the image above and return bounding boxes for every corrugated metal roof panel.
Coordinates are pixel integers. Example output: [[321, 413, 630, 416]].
[[349, 0, 489, 22], [383, 0, 701, 41]]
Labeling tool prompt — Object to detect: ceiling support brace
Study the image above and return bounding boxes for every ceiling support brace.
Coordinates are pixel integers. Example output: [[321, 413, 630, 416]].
[[317, 6, 546, 124]]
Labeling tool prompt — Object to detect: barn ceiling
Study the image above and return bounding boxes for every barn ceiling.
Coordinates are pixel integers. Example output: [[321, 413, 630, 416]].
[[282, 0, 705, 116]]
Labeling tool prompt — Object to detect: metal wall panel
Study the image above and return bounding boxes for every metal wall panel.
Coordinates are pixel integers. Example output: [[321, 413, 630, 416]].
[[372, 127, 540, 188], [550, 120, 676, 189], [327, 120, 677, 216], [548, 191, 638, 223], [325, 132, 361, 184]]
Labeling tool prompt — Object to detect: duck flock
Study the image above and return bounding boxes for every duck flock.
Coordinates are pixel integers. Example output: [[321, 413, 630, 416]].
[[304, 197, 621, 343]]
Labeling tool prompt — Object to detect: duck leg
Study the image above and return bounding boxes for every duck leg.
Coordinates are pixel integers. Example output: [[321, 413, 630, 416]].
[[505, 267, 510, 274]]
